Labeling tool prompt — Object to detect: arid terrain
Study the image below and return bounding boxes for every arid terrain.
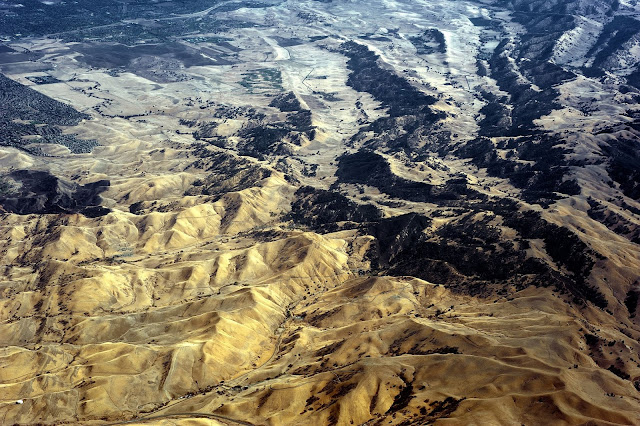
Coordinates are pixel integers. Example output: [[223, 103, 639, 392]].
[[1, 0, 640, 424]]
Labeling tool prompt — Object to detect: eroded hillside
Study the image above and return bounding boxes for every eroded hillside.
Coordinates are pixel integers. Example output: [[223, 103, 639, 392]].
[[0, 0, 640, 424]]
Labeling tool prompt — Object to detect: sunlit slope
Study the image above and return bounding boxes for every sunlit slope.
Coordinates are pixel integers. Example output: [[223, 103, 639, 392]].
[[1, 164, 639, 424]]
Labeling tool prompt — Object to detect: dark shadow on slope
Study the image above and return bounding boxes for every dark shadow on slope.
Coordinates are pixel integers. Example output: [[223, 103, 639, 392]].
[[0, 170, 109, 217]]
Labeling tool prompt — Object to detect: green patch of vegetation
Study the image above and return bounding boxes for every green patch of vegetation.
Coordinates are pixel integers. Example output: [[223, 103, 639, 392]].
[[184, 36, 231, 44], [0, 178, 16, 197], [240, 68, 283, 93]]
